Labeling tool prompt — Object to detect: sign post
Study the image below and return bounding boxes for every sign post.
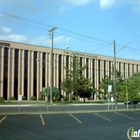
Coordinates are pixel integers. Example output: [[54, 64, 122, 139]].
[[108, 85, 112, 110], [111, 96, 114, 110], [18, 95, 22, 112]]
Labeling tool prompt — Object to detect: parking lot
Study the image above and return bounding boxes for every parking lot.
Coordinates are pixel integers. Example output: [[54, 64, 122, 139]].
[[0, 110, 140, 140]]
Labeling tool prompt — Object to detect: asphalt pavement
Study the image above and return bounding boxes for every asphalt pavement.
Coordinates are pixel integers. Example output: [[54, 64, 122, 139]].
[[0, 103, 140, 115]]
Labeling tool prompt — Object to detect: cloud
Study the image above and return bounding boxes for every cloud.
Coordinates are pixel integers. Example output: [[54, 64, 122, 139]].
[[0, 34, 27, 42], [0, 26, 27, 42], [58, 6, 72, 14], [54, 35, 74, 44], [0, 26, 12, 34], [66, 0, 95, 6], [99, 0, 118, 9], [131, 1, 140, 13], [0, 26, 74, 46]]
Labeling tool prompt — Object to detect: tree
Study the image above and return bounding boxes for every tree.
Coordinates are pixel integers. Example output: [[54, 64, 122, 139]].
[[60, 78, 73, 101], [39, 87, 61, 102], [98, 76, 113, 99], [98, 65, 123, 100], [119, 73, 140, 101], [61, 55, 94, 101]]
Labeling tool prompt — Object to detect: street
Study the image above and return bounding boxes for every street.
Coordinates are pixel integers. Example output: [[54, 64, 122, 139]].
[[0, 103, 139, 114]]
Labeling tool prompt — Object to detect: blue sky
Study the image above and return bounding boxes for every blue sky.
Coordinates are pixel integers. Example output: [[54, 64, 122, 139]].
[[0, 0, 140, 60]]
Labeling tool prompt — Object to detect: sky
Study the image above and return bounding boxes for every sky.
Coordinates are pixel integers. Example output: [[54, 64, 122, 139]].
[[0, 0, 140, 61]]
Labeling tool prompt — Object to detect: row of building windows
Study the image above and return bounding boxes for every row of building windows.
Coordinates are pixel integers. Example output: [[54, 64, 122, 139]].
[[0, 47, 140, 100]]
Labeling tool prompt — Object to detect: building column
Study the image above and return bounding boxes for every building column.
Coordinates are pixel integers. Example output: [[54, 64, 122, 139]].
[[36, 52, 41, 100], [18, 49, 22, 96], [45, 53, 49, 88], [53, 54, 56, 87], [100, 60, 104, 80], [7, 48, 11, 100], [0, 47, 4, 97], [11, 48, 15, 98], [134, 64, 137, 73], [21, 50, 24, 96], [56, 54, 59, 88], [39, 52, 43, 98], [61, 54, 64, 96]]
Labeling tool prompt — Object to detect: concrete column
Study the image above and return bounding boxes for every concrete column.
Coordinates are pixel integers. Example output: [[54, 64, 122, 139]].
[[39, 52, 43, 96], [106, 61, 109, 77], [134, 64, 137, 73], [36, 52, 40, 100], [45, 53, 49, 88], [27, 51, 30, 100], [7, 48, 11, 99], [30, 51, 34, 99], [56, 54, 59, 88], [18, 49, 21, 95], [100, 60, 104, 80], [61, 55, 64, 95], [11, 48, 15, 98], [21, 50, 24, 96], [0, 47, 4, 97], [53, 54, 56, 87], [129, 64, 132, 77], [125, 63, 128, 78]]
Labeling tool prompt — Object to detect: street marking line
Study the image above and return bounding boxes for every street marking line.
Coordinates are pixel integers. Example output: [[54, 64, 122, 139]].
[[94, 113, 111, 122], [0, 116, 7, 123], [131, 110, 140, 114], [40, 115, 45, 125], [114, 112, 135, 120], [69, 114, 82, 124]]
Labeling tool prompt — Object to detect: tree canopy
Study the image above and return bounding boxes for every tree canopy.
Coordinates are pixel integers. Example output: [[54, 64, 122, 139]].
[[119, 73, 140, 101], [60, 55, 94, 101]]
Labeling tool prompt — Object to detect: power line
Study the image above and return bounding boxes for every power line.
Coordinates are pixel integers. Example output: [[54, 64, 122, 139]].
[[0, 11, 140, 54]]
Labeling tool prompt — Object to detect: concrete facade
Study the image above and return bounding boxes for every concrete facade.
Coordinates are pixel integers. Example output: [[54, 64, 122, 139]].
[[0, 40, 140, 100]]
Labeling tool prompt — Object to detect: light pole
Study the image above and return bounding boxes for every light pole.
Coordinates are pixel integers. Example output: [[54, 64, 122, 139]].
[[49, 27, 57, 105], [113, 40, 117, 109]]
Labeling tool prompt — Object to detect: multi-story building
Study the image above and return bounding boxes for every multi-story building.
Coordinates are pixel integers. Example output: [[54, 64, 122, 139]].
[[0, 40, 140, 100]]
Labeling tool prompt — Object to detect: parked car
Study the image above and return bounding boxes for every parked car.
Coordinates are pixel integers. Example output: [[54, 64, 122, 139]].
[[124, 100, 139, 105]]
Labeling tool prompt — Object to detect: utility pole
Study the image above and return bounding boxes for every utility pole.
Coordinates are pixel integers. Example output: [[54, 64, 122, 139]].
[[113, 39, 117, 109], [49, 27, 57, 104]]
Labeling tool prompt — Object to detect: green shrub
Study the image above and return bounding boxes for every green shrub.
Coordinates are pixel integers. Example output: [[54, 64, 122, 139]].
[[22, 96, 26, 100], [30, 96, 36, 100], [38, 96, 43, 100], [0, 97, 5, 100], [63, 96, 68, 101], [71, 95, 76, 100], [9, 97, 16, 100]]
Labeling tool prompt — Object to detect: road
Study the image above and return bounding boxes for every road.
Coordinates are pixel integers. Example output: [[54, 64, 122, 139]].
[[0, 103, 139, 114]]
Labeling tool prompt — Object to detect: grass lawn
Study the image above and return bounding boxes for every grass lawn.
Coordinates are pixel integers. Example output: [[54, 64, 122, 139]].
[[0, 100, 108, 105]]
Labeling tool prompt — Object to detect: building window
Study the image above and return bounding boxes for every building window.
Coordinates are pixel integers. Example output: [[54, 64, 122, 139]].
[[66, 55, 69, 76], [3, 48, 8, 99], [14, 49, 19, 99], [104, 60, 106, 78], [42, 52, 46, 87], [119, 62, 121, 73], [34, 51, 37, 98], [24, 50, 28, 99], [80, 57, 82, 76], [128, 64, 130, 77], [92, 59, 95, 86], [109, 61, 111, 78], [86, 58, 89, 78], [58, 55, 62, 90], [98, 60, 100, 84]]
